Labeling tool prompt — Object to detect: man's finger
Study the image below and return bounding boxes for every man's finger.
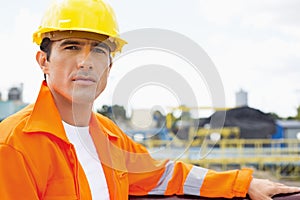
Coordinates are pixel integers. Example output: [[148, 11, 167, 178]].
[[273, 186, 300, 195]]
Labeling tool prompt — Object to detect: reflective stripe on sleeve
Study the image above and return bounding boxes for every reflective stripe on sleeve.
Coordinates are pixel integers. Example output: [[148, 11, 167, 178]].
[[183, 166, 208, 196], [148, 161, 175, 195]]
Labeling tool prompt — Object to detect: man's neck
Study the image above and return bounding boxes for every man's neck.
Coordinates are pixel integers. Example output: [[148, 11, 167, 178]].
[[53, 94, 93, 127]]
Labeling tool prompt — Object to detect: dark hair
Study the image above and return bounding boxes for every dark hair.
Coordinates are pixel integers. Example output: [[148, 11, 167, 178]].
[[40, 38, 52, 81], [40, 38, 52, 61]]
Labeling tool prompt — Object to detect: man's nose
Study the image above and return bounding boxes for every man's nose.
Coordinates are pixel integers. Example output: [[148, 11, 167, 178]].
[[77, 47, 93, 70]]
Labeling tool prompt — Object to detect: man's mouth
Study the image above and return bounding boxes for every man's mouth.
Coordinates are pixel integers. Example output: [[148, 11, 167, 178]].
[[72, 76, 96, 85]]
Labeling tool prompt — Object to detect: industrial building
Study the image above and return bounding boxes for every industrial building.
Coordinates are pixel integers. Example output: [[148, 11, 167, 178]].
[[0, 84, 28, 121]]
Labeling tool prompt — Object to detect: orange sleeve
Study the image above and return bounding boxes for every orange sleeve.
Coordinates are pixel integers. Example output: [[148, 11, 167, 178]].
[[0, 144, 39, 199], [200, 168, 253, 198], [122, 132, 253, 198], [100, 116, 253, 198], [124, 137, 169, 195]]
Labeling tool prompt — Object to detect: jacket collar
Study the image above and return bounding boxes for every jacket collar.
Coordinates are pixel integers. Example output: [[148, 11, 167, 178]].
[[23, 81, 118, 141], [90, 113, 120, 140]]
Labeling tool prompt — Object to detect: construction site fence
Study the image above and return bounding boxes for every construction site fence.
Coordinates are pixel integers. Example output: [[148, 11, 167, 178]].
[[141, 138, 300, 180]]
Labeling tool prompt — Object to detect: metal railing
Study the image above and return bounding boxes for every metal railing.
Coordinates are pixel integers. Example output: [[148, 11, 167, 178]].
[[142, 138, 300, 179]]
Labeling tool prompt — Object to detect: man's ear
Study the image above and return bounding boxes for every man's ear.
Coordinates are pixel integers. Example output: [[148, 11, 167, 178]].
[[107, 62, 113, 74], [36, 51, 49, 74]]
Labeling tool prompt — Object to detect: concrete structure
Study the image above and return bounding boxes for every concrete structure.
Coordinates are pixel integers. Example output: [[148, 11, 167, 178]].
[[235, 89, 248, 107]]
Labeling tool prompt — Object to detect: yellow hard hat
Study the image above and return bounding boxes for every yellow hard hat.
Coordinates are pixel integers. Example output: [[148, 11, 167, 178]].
[[33, 0, 127, 54]]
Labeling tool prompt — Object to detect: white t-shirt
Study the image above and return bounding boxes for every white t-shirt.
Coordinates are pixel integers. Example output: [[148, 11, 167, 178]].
[[62, 121, 110, 200]]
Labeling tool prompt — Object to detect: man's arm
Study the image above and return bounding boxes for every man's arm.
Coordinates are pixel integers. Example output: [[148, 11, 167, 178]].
[[124, 136, 252, 198], [125, 139, 300, 199], [0, 144, 39, 200], [102, 116, 300, 199]]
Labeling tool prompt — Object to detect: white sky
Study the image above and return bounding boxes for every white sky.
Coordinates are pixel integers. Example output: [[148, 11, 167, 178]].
[[1, 0, 300, 118]]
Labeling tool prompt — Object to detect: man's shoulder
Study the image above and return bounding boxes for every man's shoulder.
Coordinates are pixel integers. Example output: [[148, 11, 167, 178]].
[[94, 112, 120, 130], [0, 104, 34, 143]]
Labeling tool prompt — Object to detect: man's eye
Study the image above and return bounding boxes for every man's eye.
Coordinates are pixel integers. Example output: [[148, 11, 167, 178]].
[[93, 48, 106, 54], [65, 46, 79, 50]]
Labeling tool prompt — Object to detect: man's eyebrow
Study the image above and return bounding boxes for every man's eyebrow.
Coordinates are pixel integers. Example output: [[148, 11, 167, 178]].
[[59, 39, 111, 52], [59, 40, 82, 46]]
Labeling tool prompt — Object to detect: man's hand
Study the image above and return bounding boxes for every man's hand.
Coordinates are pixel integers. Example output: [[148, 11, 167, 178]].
[[248, 178, 300, 200]]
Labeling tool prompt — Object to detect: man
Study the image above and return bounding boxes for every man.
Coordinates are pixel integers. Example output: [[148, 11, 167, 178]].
[[0, 0, 299, 199]]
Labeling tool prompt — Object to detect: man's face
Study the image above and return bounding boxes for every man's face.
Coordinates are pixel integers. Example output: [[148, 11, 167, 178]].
[[40, 38, 111, 105]]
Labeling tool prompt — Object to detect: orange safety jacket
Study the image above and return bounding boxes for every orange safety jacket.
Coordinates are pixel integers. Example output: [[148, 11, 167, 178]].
[[0, 81, 253, 200]]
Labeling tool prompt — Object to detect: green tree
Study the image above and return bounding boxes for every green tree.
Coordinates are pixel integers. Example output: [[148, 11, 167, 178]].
[[97, 105, 112, 119], [295, 105, 300, 120], [268, 112, 282, 120], [97, 105, 127, 122]]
